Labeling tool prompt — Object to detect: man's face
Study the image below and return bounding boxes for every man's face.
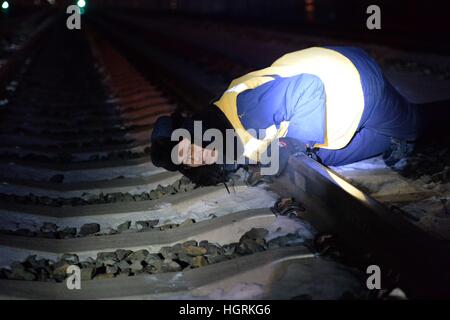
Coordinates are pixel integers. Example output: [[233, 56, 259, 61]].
[[176, 138, 218, 167]]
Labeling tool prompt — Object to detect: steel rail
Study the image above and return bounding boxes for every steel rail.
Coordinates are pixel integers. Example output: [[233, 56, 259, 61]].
[[271, 155, 450, 298], [94, 15, 450, 298]]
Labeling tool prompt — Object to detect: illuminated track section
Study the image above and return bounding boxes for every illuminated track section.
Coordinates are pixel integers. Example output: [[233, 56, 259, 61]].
[[0, 11, 449, 299], [0, 20, 367, 299], [90, 12, 450, 298]]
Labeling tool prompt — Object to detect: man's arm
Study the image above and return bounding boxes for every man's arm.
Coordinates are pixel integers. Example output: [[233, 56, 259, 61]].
[[282, 73, 326, 147], [237, 73, 326, 146]]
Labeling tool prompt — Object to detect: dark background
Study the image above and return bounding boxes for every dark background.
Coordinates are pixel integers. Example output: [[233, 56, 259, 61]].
[[3, 0, 450, 54]]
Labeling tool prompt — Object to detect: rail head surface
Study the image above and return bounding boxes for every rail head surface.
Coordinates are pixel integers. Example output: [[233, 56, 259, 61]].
[[271, 154, 450, 299]]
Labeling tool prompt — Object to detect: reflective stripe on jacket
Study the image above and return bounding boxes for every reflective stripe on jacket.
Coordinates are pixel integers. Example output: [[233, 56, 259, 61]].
[[214, 47, 365, 162]]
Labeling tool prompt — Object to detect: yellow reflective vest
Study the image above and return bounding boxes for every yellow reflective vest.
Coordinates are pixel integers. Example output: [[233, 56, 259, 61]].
[[213, 47, 365, 162]]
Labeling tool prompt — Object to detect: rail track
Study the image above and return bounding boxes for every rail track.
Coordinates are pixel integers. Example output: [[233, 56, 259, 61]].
[[0, 13, 449, 299]]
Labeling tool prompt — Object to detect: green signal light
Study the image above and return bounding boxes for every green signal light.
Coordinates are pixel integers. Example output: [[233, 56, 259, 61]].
[[1, 1, 9, 10], [77, 0, 86, 8]]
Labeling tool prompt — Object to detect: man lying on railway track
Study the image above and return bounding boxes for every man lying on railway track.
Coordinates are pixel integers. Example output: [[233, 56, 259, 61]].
[[150, 46, 436, 186]]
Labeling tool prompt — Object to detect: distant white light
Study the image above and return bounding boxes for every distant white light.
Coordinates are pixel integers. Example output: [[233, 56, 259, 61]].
[[77, 0, 86, 8], [1, 1, 9, 10]]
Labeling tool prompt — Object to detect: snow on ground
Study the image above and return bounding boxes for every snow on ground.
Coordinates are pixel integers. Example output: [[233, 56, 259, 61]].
[[166, 184, 278, 225], [264, 215, 315, 242], [332, 158, 450, 239], [331, 156, 421, 196], [331, 155, 387, 172]]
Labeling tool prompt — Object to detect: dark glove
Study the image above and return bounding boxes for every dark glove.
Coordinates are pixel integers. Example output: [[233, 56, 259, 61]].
[[280, 137, 310, 175], [261, 137, 307, 177], [179, 164, 230, 187]]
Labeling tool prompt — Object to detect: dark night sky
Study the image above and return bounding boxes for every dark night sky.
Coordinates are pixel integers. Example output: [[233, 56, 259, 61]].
[[3, 0, 450, 53]]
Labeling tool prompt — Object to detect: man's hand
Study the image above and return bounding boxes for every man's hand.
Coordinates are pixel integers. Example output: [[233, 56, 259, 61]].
[[261, 137, 307, 177], [179, 164, 228, 186], [278, 137, 308, 176]]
